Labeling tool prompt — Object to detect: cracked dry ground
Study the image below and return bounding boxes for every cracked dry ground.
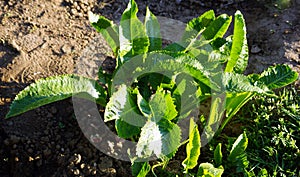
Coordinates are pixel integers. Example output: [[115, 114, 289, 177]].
[[0, 0, 299, 176]]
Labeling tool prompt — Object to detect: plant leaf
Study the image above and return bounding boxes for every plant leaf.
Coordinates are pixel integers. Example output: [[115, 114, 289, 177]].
[[136, 119, 181, 159], [181, 10, 215, 49], [224, 72, 270, 94], [131, 161, 151, 177], [6, 74, 106, 118], [89, 12, 119, 56], [136, 90, 151, 117], [145, 7, 162, 51], [258, 65, 299, 89], [175, 55, 220, 91], [182, 118, 201, 171], [214, 143, 223, 167], [202, 14, 232, 40], [119, 0, 149, 62], [197, 163, 224, 177], [225, 10, 248, 73], [227, 132, 248, 162], [149, 89, 177, 122], [104, 84, 146, 138], [115, 118, 141, 139], [203, 96, 225, 141]]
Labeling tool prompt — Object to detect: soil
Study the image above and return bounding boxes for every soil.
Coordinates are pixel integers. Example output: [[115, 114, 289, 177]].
[[0, 0, 299, 176]]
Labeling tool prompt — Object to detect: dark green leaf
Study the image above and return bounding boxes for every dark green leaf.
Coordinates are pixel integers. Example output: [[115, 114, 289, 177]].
[[228, 132, 248, 162], [214, 143, 223, 167], [136, 90, 151, 117], [224, 72, 270, 94], [131, 161, 151, 177], [104, 85, 146, 138], [6, 75, 106, 118], [202, 14, 232, 40], [258, 65, 299, 89], [221, 92, 254, 132], [163, 43, 185, 52], [181, 10, 215, 48], [116, 119, 141, 139]]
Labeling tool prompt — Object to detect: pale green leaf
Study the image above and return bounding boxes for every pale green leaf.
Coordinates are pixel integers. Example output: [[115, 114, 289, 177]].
[[182, 118, 201, 171], [197, 163, 224, 177], [145, 7, 162, 51], [203, 96, 225, 141], [136, 119, 181, 159], [119, 0, 149, 61], [6, 74, 106, 118], [89, 12, 119, 56], [149, 90, 177, 121], [225, 10, 248, 73], [136, 120, 161, 158]]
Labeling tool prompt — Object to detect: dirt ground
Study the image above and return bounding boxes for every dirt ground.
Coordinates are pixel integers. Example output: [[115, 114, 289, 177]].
[[0, 0, 299, 176]]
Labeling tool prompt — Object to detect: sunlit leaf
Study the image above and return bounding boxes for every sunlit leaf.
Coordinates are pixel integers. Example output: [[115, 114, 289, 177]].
[[182, 118, 201, 171], [225, 11, 248, 73], [6, 75, 106, 118]]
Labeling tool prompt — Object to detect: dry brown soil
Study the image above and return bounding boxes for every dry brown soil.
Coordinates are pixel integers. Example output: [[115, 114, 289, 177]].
[[0, 0, 299, 176]]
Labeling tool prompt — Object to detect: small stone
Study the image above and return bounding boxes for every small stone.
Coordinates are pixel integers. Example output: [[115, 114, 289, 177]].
[[36, 159, 43, 167], [7, 121, 13, 126], [56, 144, 61, 149], [29, 156, 34, 161], [43, 148, 51, 157], [74, 154, 81, 164], [80, 163, 85, 169], [4, 139, 10, 146], [46, 113, 53, 118], [98, 157, 113, 171], [61, 44, 72, 54], [251, 45, 262, 54], [91, 169, 97, 175], [27, 148, 34, 153], [73, 169, 80, 175], [41, 136, 49, 142], [50, 106, 57, 114], [70, 8, 77, 15], [10, 135, 20, 144]]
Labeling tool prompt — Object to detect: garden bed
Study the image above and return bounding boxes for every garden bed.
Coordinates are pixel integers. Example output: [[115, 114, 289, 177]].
[[0, 0, 299, 176]]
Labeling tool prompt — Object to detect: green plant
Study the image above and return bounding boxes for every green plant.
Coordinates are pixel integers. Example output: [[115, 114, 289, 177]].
[[237, 86, 300, 176], [181, 124, 249, 177], [5, 0, 298, 176]]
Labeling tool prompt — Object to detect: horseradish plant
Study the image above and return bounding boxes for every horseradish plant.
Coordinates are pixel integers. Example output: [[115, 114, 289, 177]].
[[6, 0, 298, 176]]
